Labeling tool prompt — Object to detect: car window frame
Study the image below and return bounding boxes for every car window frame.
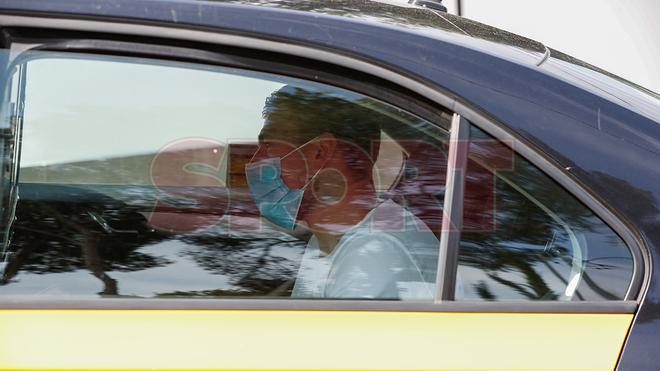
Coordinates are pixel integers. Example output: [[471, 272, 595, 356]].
[[0, 14, 647, 313]]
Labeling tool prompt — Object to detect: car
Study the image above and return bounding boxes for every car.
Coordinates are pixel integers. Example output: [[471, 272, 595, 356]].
[[0, 0, 657, 370]]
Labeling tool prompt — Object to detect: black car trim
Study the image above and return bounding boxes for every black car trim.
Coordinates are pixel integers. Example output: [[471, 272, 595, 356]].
[[0, 14, 649, 309], [436, 114, 469, 302]]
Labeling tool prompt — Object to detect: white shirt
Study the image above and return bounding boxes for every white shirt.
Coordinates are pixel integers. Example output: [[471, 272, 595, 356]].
[[292, 200, 439, 300]]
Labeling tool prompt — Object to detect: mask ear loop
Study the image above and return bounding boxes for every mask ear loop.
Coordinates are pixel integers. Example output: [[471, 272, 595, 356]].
[[249, 134, 322, 164], [280, 135, 332, 191], [280, 135, 322, 160]]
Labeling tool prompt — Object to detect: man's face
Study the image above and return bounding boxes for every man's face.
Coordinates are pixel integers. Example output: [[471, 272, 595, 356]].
[[250, 115, 317, 190]]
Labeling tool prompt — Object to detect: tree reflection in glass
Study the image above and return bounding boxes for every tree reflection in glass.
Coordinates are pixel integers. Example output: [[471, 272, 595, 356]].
[[457, 125, 633, 301]]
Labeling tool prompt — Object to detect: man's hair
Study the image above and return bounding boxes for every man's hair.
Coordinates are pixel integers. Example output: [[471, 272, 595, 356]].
[[262, 85, 383, 164]]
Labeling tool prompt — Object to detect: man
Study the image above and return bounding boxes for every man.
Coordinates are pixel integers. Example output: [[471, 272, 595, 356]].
[[245, 84, 439, 299]]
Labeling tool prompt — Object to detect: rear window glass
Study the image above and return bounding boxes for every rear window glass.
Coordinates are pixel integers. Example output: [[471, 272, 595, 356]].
[[455, 125, 634, 300]]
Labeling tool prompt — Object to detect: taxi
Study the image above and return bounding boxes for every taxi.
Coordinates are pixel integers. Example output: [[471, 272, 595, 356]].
[[0, 1, 658, 370]]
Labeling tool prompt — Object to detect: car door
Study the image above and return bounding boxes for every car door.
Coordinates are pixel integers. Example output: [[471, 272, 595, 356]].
[[0, 21, 643, 371]]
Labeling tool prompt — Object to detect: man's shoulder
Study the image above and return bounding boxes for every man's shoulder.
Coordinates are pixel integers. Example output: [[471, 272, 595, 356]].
[[364, 199, 437, 238]]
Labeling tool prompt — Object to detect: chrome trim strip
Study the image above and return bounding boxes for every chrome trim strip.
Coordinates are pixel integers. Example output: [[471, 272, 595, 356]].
[[0, 297, 639, 313], [435, 114, 469, 302], [0, 14, 649, 306]]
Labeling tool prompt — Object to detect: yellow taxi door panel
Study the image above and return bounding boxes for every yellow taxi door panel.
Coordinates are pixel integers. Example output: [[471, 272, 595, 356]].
[[0, 310, 632, 371]]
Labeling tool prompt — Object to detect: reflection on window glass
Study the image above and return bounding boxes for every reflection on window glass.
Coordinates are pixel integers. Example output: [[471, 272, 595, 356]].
[[0, 51, 451, 301], [457, 125, 633, 301]]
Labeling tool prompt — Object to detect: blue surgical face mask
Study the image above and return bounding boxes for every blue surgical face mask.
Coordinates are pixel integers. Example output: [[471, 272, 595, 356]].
[[245, 139, 322, 230]]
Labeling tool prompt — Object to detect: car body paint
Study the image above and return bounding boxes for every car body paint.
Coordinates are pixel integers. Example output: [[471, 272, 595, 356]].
[[0, 310, 633, 371]]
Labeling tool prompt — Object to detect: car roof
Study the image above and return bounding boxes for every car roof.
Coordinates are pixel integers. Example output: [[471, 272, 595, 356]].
[[0, 0, 548, 66], [218, 0, 548, 55], [237, 0, 659, 110]]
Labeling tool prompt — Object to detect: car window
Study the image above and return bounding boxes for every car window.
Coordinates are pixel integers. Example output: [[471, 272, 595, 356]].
[[0, 50, 451, 301], [456, 124, 634, 301]]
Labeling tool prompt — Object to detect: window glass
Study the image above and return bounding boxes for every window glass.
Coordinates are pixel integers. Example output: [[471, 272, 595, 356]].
[[0, 51, 451, 300], [457, 125, 633, 301]]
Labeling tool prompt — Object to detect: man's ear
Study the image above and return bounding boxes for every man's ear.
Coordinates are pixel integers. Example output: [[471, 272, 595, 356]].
[[315, 133, 337, 160]]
